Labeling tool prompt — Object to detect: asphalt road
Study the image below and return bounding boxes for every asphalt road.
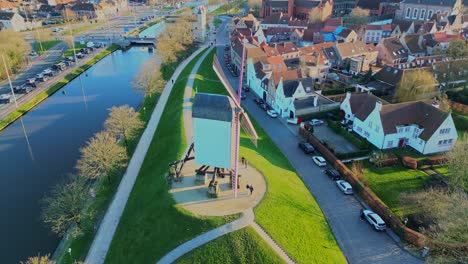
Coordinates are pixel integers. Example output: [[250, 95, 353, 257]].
[[214, 16, 423, 264], [0, 42, 67, 95]]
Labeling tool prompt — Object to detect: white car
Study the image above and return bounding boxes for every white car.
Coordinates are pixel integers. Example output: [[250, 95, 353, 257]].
[[267, 110, 278, 118], [336, 180, 353, 194], [312, 156, 326, 167], [29, 51, 38, 56], [361, 209, 386, 231], [309, 119, 325, 126]]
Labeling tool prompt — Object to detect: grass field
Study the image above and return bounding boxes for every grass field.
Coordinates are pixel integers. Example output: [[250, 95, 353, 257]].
[[103, 48, 239, 264], [34, 40, 61, 55], [176, 227, 285, 264], [64, 21, 105, 35], [0, 45, 118, 132], [361, 162, 427, 217], [193, 50, 346, 263]]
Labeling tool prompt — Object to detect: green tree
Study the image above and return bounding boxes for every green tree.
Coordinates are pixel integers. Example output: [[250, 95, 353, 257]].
[[76, 131, 128, 183], [0, 31, 31, 81], [347, 7, 370, 26], [445, 136, 468, 192], [20, 254, 54, 264], [446, 39, 468, 58], [41, 176, 93, 237], [104, 105, 144, 146]]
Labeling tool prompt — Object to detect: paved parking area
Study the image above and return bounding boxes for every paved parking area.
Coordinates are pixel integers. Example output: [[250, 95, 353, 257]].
[[313, 124, 359, 154]]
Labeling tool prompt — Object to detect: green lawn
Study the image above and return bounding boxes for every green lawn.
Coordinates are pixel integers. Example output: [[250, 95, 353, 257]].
[[176, 227, 285, 264], [193, 50, 346, 263], [64, 21, 105, 35], [213, 18, 221, 28], [34, 40, 61, 55], [103, 49, 239, 264], [63, 42, 87, 58], [361, 162, 427, 217], [161, 6, 174, 11]]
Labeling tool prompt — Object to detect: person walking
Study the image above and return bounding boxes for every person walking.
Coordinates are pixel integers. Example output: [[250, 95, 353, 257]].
[[241, 157, 245, 167], [172, 79, 174, 84], [249, 185, 254, 195], [244, 158, 248, 168]]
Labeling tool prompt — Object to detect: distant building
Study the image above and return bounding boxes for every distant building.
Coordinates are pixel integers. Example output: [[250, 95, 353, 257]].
[[340, 92, 458, 155], [192, 5, 206, 42], [71, 3, 105, 20], [259, 0, 333, 21], [396, 0, 463, 21], [333, 0, 357, 16], [0, 11, 26, 31]]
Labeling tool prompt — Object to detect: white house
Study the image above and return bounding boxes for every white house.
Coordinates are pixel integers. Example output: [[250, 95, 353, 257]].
[[340, 92, 458, 155], [0, 11, 26, 31]]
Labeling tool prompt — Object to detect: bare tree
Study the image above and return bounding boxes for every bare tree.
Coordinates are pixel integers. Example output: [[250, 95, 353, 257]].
[[133, 60, 166, 96], [155, 16, 194, 64], [445, 136, 468, 192], [0, 31, 31, 80], [308, 9, 323, 24], [348, 7, 370, 26], [20, 254, 54, 264], [41, 176, 93, 238], [395, 69, 438, 102], [104, 105, 144, 146], [76, 131, 128, 183]]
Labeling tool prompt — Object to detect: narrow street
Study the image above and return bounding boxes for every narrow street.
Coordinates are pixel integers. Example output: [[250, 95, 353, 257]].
[[213, 15, 422, 264]]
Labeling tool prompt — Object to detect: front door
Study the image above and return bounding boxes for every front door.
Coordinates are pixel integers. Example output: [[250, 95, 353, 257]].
[[262, 91, 267, 101], [398, 138, 405, 148], [289, 111, 294, 119]]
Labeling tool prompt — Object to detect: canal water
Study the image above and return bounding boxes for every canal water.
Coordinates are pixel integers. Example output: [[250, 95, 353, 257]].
[[0, 46, 153, 263]]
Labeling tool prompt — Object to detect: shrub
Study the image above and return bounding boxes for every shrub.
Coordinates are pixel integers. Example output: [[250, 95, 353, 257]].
[[426, 156, 448, 166], [452, 113, 468, 132], [402, 156, 418, 169], [321, 87, 355, 96]]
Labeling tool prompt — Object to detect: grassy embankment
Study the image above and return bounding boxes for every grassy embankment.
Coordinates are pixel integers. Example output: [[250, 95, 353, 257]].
[[34, 40, 62, 55], [0, 45, 119, 132], [190, 50, 346, 263], [176, 227, 285, 264], [211, 0, 245, 15], [103, 48, 239, 264], [63, 21, 106, 35]]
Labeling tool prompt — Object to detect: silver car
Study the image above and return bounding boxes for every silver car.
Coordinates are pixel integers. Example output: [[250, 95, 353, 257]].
[[361, 210, 386, 231], [336, 180, 353, 194]]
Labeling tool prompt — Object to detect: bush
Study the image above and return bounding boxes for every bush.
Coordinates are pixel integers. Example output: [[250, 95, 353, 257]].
[[446, 88, 468, 105], [426, 156, 448, 166], [452, 113, 468, 132], [321, 87, 355, 96], [424, 174, 449, 190], [402, 156, 418, 169]]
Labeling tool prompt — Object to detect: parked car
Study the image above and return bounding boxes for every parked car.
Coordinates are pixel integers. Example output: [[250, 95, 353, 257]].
[[298, 141, 314, 154], [36, 74, 48, 82], [43, 68, 54, 77], [309, 119, 325, 126], [29, 51, 38, 56], [260, 103, 268, 111], [15, 86, 34, 94], [25, 78, 36, 87], [66, 56, 75, 62], [312, 156, 326, 167], [242, 85, 250, 92], [325, 169, 340, 180], [267, 109, 278, 118], [240, 93, 246, 100], [54, 62, 67, 71], [336, 180, 353, 194], [253, 98, 261, 104], [361, 210, 386, 231], [0, 94, 11, 104], [76, 52, 85, 59]]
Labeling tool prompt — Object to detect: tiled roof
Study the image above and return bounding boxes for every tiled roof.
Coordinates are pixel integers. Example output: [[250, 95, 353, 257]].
[[192, 93, 233, 122], [401, 0, 456, 6], [432, 32, 460, 42], [294, 0, 321, 8], [404, 34, 425, 54], [267, 55, 287, 72], [374, 66, 404, 86], [335, 40, 376, 58], [380, 37, 408, 60], [273, 69, 301, 84], [275, 42, 299, 54], [0, 11, 15, 20], [392, 19, 413, 33], [71, 3, 102, 11]]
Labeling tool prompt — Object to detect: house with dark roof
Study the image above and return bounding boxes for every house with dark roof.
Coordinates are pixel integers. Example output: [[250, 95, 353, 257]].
[[376, 37, 409, 65], [396, 0, 463, 21], [71, 3, 104, 20], [259, 0, 333, 21], [340, 92, 458, 154], [0, 11, 26, 31], [356, 0, 400, 16], [324, 40, 378, 74]]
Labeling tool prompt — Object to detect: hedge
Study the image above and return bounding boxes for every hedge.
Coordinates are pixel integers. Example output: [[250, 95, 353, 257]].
[[321, 87, 355, 96]]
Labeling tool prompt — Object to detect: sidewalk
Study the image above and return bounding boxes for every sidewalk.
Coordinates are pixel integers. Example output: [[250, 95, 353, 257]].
[[84, 45, 208, 264]]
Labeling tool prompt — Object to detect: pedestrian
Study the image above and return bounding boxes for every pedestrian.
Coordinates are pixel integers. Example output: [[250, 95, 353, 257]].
[[249, 185, 254, 195], [241, 157, 245, 166], [244, 158, 248, 168], [172, 79, 174, 84], [246, 184, 250, 190]]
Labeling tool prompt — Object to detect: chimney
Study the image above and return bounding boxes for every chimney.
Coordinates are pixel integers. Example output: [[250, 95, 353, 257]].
[[375, 100, 383, 111]]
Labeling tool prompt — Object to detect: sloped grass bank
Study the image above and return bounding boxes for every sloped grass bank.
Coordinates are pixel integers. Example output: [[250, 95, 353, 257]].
[[103, 49, 238, 264], [193, 50, 346, 263], [176, 227, 285, 264]]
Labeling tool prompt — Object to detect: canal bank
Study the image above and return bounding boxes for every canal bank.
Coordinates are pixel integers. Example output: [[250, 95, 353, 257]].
[[0, 45, 120, 132], [1, 46, 153, 263]]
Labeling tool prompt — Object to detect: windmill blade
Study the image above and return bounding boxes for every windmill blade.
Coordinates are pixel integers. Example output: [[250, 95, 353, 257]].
[[240, 112, 258, 147], [212, 54, 241, 108]]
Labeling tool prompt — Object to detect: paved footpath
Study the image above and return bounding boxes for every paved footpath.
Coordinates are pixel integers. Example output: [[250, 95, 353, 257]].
[[84, 44, 208, 264], [156, 44, 296, 264]]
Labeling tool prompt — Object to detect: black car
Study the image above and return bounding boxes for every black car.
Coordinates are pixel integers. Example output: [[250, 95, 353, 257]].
[[253, 98, 261, 104], [325, 169, 340, 181], [260, 103, 268, 111], [242, 86, 250, 92], [241, 93, 246, 100], [298, 141, 314, 154]]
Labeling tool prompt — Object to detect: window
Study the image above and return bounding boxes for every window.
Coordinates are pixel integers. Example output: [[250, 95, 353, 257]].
[[438, 140, 443, 145], [419, 139, 423, 145], [440, 128, 451, 134], [413, 8, 418, 19], [375, 126, 380, 133], [448, 139, 453, 144], [398, 127, 403, 133], [405, 127, 410, 132], [368, 121, 373, 128], [357, 126, 363, 132], [427, 10, 433, 20], [420, 9, 425, 20], [364, 131, 370, 137], [406, 7, 411, 18], [387, 141, 393, 147]]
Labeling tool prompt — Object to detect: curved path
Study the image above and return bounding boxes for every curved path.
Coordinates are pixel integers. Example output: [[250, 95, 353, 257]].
[[156, 45, 295, 264], [84, 44, 208, 264]]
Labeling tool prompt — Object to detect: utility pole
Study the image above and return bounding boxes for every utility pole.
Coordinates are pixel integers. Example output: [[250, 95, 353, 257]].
[[65, 7, 78, 63], [1, 53, 18, 108]]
